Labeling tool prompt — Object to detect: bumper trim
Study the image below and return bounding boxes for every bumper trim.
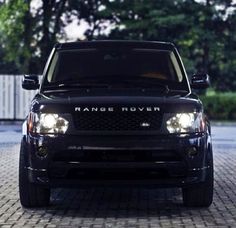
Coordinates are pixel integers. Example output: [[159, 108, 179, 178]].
[[26, 166, 47, 172], [53, 161, 184, 169], [191, 166, 210, 171], [81, 146, 167, 150], [49, 177, 201, 188]]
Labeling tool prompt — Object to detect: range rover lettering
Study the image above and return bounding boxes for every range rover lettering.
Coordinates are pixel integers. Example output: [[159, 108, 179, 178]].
[[19, 41, 213, 208]]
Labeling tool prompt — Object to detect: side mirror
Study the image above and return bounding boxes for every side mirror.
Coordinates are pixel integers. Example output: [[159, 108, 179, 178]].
[[22, 74, 40, 90], [191, 73, 210, 89]]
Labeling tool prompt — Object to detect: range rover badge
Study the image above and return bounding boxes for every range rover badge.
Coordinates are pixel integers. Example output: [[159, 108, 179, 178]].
[[140, 122, 150, 127]]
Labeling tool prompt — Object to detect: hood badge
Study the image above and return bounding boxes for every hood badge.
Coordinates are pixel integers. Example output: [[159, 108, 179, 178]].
[[140, 122, 151, 127], [75, 107, 160, 112]]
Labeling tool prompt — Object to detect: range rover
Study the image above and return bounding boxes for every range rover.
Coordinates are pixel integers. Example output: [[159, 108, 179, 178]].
[[19, 41, 213, 207]]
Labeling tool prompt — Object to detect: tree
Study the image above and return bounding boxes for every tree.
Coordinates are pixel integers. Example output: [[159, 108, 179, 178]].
[[0, 0, 69, 73], [39, 0, 68, 67], [0, 0, 115, 73], [0, 0, 29, 71]]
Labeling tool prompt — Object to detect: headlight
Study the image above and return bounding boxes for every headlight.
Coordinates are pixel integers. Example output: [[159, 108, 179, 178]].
[[29, 113, 69, 134], [166, 112, 204, 133]]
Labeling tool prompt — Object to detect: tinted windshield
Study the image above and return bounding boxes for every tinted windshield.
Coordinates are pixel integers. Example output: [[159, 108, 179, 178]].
[[43, 48, 188, 90]]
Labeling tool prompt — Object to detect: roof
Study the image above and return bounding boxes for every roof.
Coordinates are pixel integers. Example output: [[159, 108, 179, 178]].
[[55, 40, 175, 51]]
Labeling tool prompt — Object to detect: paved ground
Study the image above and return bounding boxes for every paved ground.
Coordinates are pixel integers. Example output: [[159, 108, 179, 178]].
[[0, 124, 236, 227]]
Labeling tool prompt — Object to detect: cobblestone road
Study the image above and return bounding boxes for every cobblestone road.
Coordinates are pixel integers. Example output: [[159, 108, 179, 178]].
[[0, 127, 236, 227]]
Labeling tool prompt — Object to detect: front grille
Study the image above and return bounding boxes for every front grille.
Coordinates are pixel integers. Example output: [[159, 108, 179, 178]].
[[73, 108, 163, 131]]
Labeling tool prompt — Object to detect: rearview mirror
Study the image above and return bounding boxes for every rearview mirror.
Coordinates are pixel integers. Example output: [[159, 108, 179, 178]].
[[22, 74, 40, 90], [191, 73, 210, 89]]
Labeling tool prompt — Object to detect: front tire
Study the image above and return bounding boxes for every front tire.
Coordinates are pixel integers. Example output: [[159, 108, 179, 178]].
[[182, 149, 214, 207], [19, 139, 50, 207]]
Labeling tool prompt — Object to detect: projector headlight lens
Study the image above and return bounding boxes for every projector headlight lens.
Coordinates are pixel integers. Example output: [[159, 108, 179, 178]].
[[166, 112, 204, 133], [41, 114, 57, 129], [29, 113, 69, 134]]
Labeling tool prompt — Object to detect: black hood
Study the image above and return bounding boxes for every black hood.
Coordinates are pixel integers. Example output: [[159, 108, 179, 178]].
[[31, 91, 202, 114]]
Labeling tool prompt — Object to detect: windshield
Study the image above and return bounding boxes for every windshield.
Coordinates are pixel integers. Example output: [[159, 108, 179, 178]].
[[42, 48, 189, 91]]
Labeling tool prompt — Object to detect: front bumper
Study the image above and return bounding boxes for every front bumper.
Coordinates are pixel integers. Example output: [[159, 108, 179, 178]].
[[24, 133, 211, 187]]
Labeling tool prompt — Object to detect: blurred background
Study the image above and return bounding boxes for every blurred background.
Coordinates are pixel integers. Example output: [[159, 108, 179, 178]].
[[0, 0, 236, 121]]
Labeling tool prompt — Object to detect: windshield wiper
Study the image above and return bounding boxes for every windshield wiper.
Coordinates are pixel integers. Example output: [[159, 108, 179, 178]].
[[168, 89, 189, 92], [43, 82, 111, 90], [120, 78, 169, 92], [123, 78, 189, 94]]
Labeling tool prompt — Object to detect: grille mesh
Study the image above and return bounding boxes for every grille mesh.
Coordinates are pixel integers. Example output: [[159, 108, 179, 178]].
[[73, 107, 162, 131]]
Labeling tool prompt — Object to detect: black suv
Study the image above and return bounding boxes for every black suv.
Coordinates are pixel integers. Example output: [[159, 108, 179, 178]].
[[19, 41, 213, 208]]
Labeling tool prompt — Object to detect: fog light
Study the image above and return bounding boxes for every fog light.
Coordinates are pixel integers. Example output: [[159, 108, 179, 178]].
[[187, 147, 198, 157], [37, 146, 48, 158]]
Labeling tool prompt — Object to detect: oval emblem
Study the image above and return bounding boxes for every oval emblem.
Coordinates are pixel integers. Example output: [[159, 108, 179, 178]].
[[140, 122, 150, 127]]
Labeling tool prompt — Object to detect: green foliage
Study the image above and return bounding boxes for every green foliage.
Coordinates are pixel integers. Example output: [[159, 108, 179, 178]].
[[0, 0, 29, 68], [200, 92, 236, 120]]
